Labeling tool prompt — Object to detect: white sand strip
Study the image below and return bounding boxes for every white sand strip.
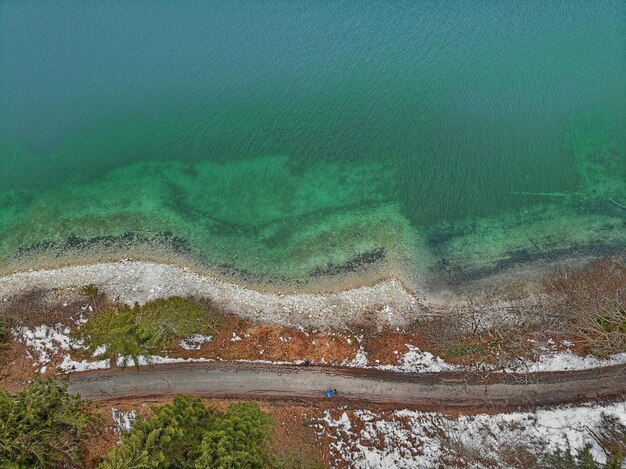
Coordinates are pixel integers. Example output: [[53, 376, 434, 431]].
[[0, 260, 420, 328]]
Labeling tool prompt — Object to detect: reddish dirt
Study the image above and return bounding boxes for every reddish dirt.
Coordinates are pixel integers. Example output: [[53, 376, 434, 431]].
[[362, 329, 415, 366], [266, 403, 328, 467], [166, 313, 363, 365], [1, 300, 612, 388], [0, 341, 43, 390]]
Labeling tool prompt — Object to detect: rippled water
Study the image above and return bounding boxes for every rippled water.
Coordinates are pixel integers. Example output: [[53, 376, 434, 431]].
[[1, 1, 624, 292]]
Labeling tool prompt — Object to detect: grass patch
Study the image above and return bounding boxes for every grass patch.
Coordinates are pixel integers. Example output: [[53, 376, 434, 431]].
[[79, 296, 221, 365], [446, 342, 487, 359]]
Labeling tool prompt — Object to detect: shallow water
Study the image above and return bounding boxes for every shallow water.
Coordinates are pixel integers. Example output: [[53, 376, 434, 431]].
[[0, 1, 624, 292]]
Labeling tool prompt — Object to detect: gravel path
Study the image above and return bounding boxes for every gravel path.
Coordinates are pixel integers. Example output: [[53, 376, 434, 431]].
[[65, 362, 626, 410]]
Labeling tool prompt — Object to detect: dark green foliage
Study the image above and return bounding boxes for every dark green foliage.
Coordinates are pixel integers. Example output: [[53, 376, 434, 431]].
[[100, 397, 274, 469], [0, 314, 10, 355], [98, 396, 214, 468], [545, 445, 600, 469], [193, 402, 274, 468], [80, 296, 219, 365], [0, 379, 95, 469]]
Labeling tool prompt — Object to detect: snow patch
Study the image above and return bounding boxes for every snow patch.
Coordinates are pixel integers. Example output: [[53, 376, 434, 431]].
[[515, 350, 626, 372], [179, 334, 213, 350], [12, 324, 110, 372], [342, 344, 456, 373], [380, 344, 457, 373], [92, 344, 109, 357], [319, 402, 626, 468], [349, 347, 369, 367], [116, 355, 213, 367], [59, 355, 110, 372], [111, 408, 137, 435]]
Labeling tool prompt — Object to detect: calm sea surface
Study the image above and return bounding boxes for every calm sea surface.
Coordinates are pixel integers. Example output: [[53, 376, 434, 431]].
[[1, 1, 624, 291]]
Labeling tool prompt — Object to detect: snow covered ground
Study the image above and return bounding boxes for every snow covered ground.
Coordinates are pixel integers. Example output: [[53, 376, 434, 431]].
[[111, 408, 138, 435], [345, 342, 626, 374], [11, 323, 110, 373], [378, 345, 458, 373], [318, 402, 626, 468], [513, 349, 626, 373]]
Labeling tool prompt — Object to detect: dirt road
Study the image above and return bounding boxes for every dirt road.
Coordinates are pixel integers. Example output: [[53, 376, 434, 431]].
[[66, 362, 626, 410]]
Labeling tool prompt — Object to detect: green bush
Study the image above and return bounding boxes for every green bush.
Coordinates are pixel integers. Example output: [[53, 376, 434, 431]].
[[446, 342, 486, 358], [193, 402, 274, 468], [99, 397, 274, 469], [0, 315, 10, 355], [546, 445, 597, 468], [79, 296, 219, 365], [0, 379, 96, 469]]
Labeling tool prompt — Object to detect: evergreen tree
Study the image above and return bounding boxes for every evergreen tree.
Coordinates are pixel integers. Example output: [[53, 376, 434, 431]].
[[100, 397, 273, 469], [0, 380, 95, 468]]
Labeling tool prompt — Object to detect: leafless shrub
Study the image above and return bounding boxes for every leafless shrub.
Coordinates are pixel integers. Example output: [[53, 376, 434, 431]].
[[435, 424, 501, 468], [498, 441, 545, 469], [435, 422, 548, 469], [417, 295, 537, 388], [0, 288, 73, 327], [545, 257, 626, 357], [585, 414, 626, 461], [0, 288, 48, 319]]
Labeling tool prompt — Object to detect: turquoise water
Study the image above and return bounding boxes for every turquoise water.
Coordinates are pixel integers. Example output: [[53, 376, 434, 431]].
[[1, 1, 624, 291]]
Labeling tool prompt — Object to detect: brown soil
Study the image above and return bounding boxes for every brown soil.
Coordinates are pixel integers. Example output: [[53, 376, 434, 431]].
[[0, 341, 43, 390], [362, 328, 415, 366], [168, 314, 361, 365], [266, 403, 328, 467]]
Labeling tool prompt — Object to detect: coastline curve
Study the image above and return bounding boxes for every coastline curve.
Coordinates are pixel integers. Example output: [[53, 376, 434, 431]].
[[0, 260, 421, 328]]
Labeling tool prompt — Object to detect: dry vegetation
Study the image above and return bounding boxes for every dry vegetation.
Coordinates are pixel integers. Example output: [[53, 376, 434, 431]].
[[545, 257, 626, 357], [440, 413, 626, 469]]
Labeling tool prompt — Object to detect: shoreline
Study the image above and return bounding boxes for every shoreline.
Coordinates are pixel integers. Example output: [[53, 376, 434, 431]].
[[0, 259, 421, 328], [1, 249, 623, 327], [3, 237, 622, 295], [0, 239, 419, 297], [0, 246, 626, 329]]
